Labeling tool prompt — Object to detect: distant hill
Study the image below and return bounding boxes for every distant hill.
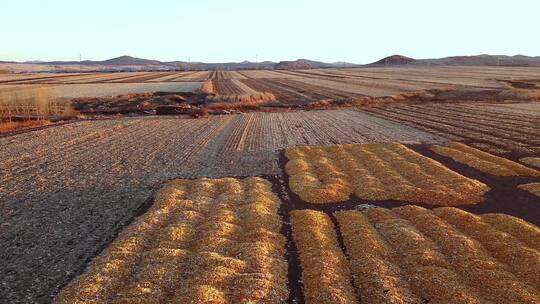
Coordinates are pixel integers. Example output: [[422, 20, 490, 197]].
[[1, 56, 360, 72], [3, 54, 540, 73], [275, 59, 318, 70], [275, 59, 359, 70], [368, 55, 416, 66], [102, 56, 163, 66], [414, 54, 540, 67]]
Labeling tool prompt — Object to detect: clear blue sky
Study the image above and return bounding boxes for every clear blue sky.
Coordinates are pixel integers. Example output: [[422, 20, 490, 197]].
[[1, 0, 538, 63]]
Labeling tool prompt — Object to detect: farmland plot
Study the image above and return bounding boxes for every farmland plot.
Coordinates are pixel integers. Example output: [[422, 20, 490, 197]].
[[39, 82, 203, 98], [361, 102, 540, 154], [470, 102, 540, 116], [0, 110, 445, 303], [168, 71, 211, 82], [281, 70, 455, 95], [0, 73, 86, 84]]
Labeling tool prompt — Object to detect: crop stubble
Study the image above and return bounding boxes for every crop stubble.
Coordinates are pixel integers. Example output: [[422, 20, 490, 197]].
[[362, 102, 540, 154]]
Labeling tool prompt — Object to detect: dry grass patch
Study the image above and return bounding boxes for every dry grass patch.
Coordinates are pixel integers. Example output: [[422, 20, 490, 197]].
[[55, 177, 288, 304], [518, 182, 540, 197], [0, 86, 76, 131], [0, 119, 50, 133], [198, 79, 214, 94], [432, 142, 540, 176], [332, 206, 540, 304], [285, 143, 488, 205]]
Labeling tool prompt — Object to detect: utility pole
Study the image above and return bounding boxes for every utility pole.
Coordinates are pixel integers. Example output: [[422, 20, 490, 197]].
[[256, 53, 258, 70]]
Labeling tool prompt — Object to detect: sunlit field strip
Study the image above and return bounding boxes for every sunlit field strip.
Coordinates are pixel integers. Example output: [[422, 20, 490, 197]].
[[56, 177, 288, 303]]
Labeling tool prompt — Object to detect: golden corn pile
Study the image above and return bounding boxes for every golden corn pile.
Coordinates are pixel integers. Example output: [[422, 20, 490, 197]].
[[285, 143, 489, 205], [518, 182, 540, 196], [520, 157, 540, 169], [432, 142, 540, 176], [290, 210, 358, 303], [55, 177, 288, 304], [292, 207, 540, 304]]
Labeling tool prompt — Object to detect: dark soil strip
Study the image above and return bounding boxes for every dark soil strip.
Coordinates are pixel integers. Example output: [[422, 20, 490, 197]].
[[266, 174, 305, 304], [328, 212, 363, 303], [410, 144, 540, 225]]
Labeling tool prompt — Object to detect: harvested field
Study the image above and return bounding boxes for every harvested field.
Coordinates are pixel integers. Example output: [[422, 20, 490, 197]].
[[0, 82, 202, 99], [0, 110, 445, 303], [432, 142, 540, 176], [238, 70, 287, 78], [518, 182, 540, 196], [470, 101, 540, 115], [210, 77, 261, 96], [332, 206, 540, 304], [168, 71, 211, 82], [361, 102, 540, 154], [0, 73, 85, 83], [3, 66, 540, 304], [1, 71, 212, 84], [285, 143, 488, 205], [56, 177, 288, 304], [3, 67, 540, 106]]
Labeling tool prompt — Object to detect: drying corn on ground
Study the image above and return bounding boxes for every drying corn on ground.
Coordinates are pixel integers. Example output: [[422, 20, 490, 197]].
[[285, 143, 489, 205], [54, 142, 540, 304], [293, 207, 540, 304], [432, 142, 540, 176], [520, 157, 540, 169], [55, 177, 288, 304], [518, 182, 540, 196]]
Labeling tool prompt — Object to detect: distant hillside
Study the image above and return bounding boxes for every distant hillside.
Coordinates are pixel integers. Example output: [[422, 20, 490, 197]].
[[3, 54, 540, 73], [368, 55, 415, 66], [275, 59, 359, 70], [2, 56, 360, 72], [414, 55, 540, 67], [102, 56, 163, 66], [275, 59, 318, 70]]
